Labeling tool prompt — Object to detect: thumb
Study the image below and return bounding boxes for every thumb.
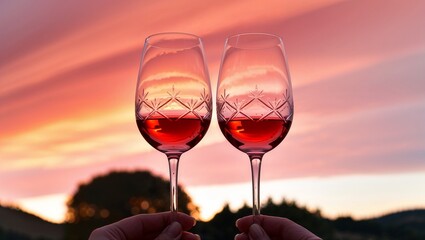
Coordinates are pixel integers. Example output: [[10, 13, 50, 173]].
[[249, 224, 271, 240], [155, 222, 182, 240]]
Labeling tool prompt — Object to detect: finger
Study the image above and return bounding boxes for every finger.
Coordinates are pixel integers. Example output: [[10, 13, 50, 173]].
[[264, 215, 321, 239], [248, 224, 270, 240], [236, 215, 320, 240], [234, 233, 249, 240], [175, 212, 197, 231], [261, 216, 319, 239], [155, 222, 182, 240], [114, 212, 195, 239], [181, 231, 201, 240], [235, 215, 256, 233]]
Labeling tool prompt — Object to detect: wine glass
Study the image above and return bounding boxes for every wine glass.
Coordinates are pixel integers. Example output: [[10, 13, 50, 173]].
[[135, 33, 212, 214], [216, 33, 293, 216]]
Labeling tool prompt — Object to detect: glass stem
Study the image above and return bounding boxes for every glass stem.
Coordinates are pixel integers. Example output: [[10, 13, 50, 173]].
[[249, 155, 263, 216], [167, 155, 180, 216]]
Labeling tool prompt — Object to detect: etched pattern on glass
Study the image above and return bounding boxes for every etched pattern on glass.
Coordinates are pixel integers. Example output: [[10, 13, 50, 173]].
[[217, 86, 293, 122], [136, 86, 212, 121]]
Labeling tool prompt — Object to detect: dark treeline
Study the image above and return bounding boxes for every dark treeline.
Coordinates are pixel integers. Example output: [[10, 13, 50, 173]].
[[194, 199, 334, 240]]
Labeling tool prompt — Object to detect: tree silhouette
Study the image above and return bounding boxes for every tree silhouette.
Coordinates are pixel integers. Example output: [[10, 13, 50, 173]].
[[194, 198, 335, 240], [65, 170, 198, 240]]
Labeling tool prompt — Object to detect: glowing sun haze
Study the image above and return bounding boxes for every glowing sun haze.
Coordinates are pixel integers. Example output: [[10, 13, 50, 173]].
[[1, 0, 425, 223]]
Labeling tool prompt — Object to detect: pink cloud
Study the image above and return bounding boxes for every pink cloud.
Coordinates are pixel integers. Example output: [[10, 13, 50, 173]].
[[0, 0, 424, 204]]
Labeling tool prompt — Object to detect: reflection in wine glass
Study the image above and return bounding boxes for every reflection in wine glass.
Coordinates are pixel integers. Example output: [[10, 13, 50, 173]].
[[135, 33, 212, 214], [217, 33, 293, 216]]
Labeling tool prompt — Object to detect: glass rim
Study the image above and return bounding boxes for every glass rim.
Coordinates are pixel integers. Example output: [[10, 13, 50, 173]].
[[225, 32, 283, 50], [145, 32, 203, 49]]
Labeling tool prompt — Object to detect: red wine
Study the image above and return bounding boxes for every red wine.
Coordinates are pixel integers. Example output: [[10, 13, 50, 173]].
[[137, 117, 210, 153], [219, 117, 291, 154]]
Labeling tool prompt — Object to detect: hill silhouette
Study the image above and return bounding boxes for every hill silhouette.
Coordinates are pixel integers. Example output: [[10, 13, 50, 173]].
[[0, 204, 63, 240], [375, 209, 425, 239]]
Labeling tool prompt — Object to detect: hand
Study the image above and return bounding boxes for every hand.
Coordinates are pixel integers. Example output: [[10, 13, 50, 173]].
[[89, 211, 200, 240], [235, 215, 321, 240]]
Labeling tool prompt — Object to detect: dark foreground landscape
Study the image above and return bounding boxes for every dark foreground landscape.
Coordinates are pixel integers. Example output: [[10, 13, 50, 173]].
[[2, 171, 424, 240]]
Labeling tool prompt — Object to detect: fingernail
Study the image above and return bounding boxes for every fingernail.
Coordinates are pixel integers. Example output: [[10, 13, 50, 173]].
[[235, 218, 240, 227], [165, 222, 181, 238], [235, 233, 248, 240], [249, 224, 265, 239], [192, 217, 197, 227], [195, 234, 201, 240]]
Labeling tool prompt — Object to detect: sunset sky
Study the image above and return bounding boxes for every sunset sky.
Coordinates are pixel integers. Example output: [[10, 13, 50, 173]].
[[1, 0, 425, 223]]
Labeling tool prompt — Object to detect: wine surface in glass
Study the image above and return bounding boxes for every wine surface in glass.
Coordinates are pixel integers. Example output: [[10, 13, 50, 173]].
[[218, 117, 291, 153], [137, 117, 210, 153]]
